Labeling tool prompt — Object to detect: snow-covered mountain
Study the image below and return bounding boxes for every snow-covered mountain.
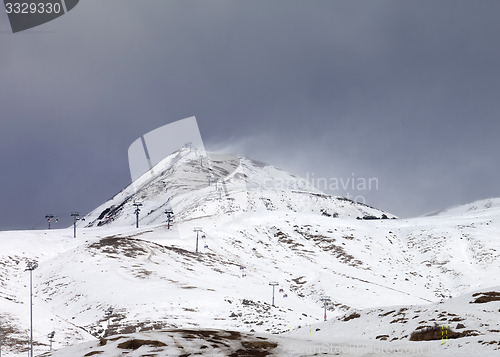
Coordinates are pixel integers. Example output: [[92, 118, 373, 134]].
[[425, 198, 500, 218], [1, 148, 500, 356], [83, 146, 394, 230]]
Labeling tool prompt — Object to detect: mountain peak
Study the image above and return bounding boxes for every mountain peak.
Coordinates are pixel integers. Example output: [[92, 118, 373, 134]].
[[84, 148, 395, 228]]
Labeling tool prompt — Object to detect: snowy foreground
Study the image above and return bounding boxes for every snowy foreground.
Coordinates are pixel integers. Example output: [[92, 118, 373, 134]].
[[1, 149, 500, 356]]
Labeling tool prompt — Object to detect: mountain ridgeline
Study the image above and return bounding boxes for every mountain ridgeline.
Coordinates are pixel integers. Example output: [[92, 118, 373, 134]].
[[84, 146, 395, 229]]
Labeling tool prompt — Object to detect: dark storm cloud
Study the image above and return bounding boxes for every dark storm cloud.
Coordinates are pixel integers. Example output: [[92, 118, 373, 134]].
[[1, 0, 499, 229]]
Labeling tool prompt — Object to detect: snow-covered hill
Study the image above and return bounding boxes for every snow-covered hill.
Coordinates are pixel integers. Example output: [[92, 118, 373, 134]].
[[425, 198, 500, 218], [36, 286, 500, 356], [1, 148, 500, 356], [288, 286, 500, 356]]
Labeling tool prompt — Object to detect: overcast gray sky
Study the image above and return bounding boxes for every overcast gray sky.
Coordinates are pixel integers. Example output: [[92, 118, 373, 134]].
[[1, 0, 499, 230]]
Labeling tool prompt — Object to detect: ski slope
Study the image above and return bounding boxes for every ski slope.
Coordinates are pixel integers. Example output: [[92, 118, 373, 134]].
[[1, 149, 499, 356]]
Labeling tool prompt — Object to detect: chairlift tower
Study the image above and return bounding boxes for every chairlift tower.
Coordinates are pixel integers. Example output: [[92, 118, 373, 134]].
[[45, 214, 57, 230], [193, 227, 202, 253], [269, 282, 279, 306], [207, 174, 216, 186], [104, 306, 114, 331], [165, 209, 174, 229], [47, 331, 55, 351], [71, 212, 84, 238], [25, 261, 38, 357], [320, 296, 331, 321], [133, 202, 143, 228], [217, 185, 223, 200]]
